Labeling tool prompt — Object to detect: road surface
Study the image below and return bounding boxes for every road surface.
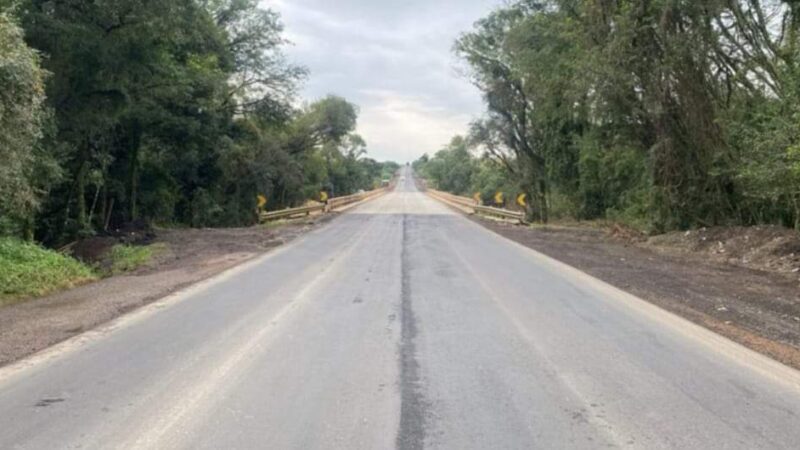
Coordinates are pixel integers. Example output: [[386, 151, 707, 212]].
[[1, 167, 799, 449]]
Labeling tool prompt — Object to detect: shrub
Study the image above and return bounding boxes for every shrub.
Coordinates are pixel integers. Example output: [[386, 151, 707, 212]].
[[0, 237, 96, 303]]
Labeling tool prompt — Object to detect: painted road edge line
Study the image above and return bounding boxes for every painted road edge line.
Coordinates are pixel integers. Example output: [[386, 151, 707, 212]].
[[457, 214, 800, 392], [0, 217, 340, 385]]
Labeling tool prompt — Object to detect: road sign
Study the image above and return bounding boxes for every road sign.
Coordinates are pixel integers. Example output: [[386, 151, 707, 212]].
[[494, 192, 504, 205], [517, 193, 527, 207], [473, 192, 481, 204], [320, 191, 329, 202], [257, 194, 267, 209]]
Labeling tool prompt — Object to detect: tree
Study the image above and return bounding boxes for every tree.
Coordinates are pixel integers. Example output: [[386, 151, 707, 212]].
[[4, 0, 392, 243], [16, 0, 230, 238], [0, 11, 57, 239], [414, 136, 476, 195], [456, 2, 559, 222], [204, 0, 306, 114], [458, 0, 800, 230]]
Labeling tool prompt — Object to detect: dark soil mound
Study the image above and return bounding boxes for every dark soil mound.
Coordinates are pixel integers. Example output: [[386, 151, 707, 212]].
[[647, 226, 800, 276], [70, 220, 156, 265]]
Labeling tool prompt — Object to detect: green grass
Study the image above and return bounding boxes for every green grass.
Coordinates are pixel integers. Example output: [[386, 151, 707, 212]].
[[0, 237, 97, 305], [107, 243, 166, 275]]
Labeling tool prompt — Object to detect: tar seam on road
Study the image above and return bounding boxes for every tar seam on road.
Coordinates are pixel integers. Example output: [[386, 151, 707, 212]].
[[396, 213, 427, 450]]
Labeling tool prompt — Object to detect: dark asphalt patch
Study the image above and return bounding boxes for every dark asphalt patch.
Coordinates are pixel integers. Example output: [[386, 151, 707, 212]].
[[34, 398, 64, 408], [396, 214, 428, 450]]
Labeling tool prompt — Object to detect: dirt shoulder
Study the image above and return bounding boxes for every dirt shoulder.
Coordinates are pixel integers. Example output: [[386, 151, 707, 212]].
[[469, 216, 800, 370], [0, 216, 333, 367]]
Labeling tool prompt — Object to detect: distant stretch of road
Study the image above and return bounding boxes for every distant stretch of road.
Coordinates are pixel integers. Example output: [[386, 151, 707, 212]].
[[0, 166, 799, 449]]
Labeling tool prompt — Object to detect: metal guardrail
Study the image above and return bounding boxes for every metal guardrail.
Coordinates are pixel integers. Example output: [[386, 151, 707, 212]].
[[260, 204, 325, 222], [427, 189, 526, 223], [427, 189, 476, 209], [259, 187, 388, 222], [326, 187, 387, 211], [474, 205, 525, 221]]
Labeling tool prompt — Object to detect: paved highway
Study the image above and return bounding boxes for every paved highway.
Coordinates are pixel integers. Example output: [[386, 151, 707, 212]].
[[1, 167, 799, 449]]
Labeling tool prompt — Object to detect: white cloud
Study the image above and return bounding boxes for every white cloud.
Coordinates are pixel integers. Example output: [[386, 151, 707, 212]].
[[357, 90, 474, 163], [261, 0, 501, 162]]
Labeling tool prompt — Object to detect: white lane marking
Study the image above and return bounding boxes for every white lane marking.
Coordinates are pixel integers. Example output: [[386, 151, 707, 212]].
[[424, 190, 800, 392], [435, 225, 630, 449], [121, 209, 385, 449], [0, 201, 382, 386]]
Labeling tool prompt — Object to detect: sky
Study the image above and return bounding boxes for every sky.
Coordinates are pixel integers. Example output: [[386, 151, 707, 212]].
[[262, 0, 501, 163]]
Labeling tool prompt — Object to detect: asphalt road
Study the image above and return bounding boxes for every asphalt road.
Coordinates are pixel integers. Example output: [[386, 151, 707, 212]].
[[1, 167, 799, 449]]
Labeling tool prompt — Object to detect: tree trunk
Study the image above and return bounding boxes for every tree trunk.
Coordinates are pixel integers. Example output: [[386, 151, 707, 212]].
[[129, 151, 139, 221], [794, 196, 800, 231], [127, 120, 143, 221], [105, 198, 115, 231], [99, 185, 107, 230], [23, 214, 34, 242], [76, 158, 89, 234], [87, 183, 101, 227]]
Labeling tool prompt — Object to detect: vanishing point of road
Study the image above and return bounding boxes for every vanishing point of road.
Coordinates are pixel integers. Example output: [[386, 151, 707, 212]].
[[0, 167, 799, 449]]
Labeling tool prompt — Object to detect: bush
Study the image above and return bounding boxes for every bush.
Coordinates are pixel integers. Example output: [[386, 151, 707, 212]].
[[108, 243, 165, 275], [0, 237, 96, 304]]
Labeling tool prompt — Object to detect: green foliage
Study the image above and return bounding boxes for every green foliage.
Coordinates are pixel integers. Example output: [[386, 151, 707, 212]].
[[0, 12, 58, 239], [456, 0, 800, 231], [416, 137, 477, 195], [470, 159, 518, 206], [0, 237, 96, 303], [576, 135, 650, 222], [0, 2, 396, 248], [379, 161, 401, 182], [723, 91, 800, 229], [414, 139, 520, 207], [228, 95, 391, 212], [107, 243, 165, 275]]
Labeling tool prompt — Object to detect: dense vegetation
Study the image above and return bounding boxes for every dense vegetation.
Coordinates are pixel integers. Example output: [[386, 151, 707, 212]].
[[0, 1, 396, 245], [413, 137, 519, 207], [417, 0, 800, 232], [0, 237, 95, 303]]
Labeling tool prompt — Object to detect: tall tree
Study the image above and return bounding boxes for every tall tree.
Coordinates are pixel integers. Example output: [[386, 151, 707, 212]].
[[3, 0, 393, 242], [456, 0, 800, 230], [0, 11, 56, 239]]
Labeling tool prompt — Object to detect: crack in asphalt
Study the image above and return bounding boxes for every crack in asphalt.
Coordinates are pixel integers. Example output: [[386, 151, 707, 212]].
[[396, 213, 427, 450]]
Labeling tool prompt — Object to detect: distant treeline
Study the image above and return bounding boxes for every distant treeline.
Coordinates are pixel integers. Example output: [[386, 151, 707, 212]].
[[0, 1, 397, 245], [418, 0, 800, 232]]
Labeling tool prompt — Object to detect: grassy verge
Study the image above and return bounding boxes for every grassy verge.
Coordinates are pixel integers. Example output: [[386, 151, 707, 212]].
[[0, 238, 97, 305], [107, 243, 166, 275]]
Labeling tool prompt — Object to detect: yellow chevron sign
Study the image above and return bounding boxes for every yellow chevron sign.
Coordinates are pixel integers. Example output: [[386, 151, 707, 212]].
[[473, 192, 481, 204], [517, 193, 527, 207], [494, 192, 504, 205], [320, 191, 329, 202], [257, 195, 267, 209]]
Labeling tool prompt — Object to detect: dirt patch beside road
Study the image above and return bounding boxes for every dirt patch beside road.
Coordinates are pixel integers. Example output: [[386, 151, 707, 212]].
[[645, 225, 800, 276], [472, 218, 800, 370], [0, 216, 332, 367]]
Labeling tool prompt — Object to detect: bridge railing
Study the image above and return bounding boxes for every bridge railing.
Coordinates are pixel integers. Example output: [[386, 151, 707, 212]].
[[427, 189, 526, 223], [325, 187, 387, 211], [259, 204, 326, 222], [259, 187, 389, 223]]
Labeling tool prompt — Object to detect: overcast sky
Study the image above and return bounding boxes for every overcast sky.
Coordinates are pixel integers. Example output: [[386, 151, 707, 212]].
[[263, 0, 501, 163]]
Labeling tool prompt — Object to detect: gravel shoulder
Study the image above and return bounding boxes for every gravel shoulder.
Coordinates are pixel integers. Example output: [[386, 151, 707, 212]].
[[0, 216, 333, 367], [469, 216, 800, 370]]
